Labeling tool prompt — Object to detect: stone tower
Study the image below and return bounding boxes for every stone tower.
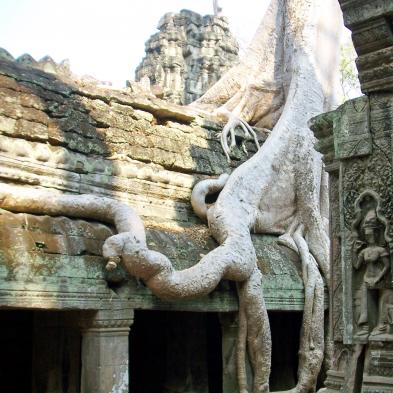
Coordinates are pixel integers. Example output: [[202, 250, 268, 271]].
[[135, 9, 239, 105]]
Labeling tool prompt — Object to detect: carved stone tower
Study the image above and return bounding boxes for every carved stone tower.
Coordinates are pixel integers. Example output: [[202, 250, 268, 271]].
[[135, 9, 239, 105]]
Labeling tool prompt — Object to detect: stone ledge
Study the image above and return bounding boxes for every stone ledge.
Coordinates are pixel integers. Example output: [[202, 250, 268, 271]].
[[0, 209, 307, 312]]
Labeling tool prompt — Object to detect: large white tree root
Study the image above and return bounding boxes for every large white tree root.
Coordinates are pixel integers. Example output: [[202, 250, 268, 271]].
[[191, 173, 229, 222], [292, 226, 325, 393], [238, 268, 271, 393], [188, 0, 341, 390]]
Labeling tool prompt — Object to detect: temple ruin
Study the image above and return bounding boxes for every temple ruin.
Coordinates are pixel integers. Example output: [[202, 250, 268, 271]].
[[0, 0, 393, 392], [135, 10, 239, 105]]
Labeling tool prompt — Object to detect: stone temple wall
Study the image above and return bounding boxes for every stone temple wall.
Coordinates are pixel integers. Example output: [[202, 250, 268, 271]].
[[0, 51, 305, 313], [135, 9, 239, 105], [0, 51, 306, 393]]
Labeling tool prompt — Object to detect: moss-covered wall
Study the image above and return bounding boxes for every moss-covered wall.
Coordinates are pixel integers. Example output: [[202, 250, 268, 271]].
[[0, 56, 304, 313]]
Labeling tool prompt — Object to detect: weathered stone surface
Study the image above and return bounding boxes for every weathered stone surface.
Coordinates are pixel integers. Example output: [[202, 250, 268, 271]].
[[0, 57, 267, 229], [0, 48, 14, 62], [80, 309, 133, 393], [312, 3, 393, 387], [135, 9, 239, 105], [0, 56, 308, 393], [0, 208, 304, 312]]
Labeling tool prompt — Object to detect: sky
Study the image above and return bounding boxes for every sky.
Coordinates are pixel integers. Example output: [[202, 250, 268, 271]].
[[1, 0, 269, 87]]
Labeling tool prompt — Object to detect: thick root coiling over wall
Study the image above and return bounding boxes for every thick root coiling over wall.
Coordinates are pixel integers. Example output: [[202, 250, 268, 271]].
[[191, 173, 229, 222], [0, 183, 271, 392], [188, 0, 341, 390]]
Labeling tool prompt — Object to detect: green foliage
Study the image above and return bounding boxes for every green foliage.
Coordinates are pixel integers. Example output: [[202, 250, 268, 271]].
[[339, 40, 361, 101]]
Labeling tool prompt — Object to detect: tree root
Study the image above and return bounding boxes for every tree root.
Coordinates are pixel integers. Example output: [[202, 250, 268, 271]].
[[191, 173, 229, 222], [292, 227, 325, 393], [238, 268, 271, 393], [216, 109, 261, 162]]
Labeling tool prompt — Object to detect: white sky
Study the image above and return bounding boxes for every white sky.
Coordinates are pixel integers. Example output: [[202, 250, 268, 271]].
[[1, 0, 269, 87]]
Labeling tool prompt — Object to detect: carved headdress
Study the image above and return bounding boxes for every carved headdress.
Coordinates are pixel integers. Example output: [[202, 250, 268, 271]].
[[351, 190, 392, 246]]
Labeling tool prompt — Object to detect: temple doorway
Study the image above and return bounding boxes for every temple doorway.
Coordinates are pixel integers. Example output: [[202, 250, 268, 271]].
[[0, 310, 33, 393], [130, 310, 223, 393], [269, 311, 302, 391]]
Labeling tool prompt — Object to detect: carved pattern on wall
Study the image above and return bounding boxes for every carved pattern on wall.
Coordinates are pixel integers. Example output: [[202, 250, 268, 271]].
[[334, 97, 372, 160], [342, 96, 393, 234], [341, 95, 393, 344], [351, 191, 392, 341], [330, 170, 344, 341], [368, 343, 393, 377]]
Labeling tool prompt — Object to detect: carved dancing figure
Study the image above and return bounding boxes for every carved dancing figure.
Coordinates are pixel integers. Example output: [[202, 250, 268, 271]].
[[351, 191, 392, 339]]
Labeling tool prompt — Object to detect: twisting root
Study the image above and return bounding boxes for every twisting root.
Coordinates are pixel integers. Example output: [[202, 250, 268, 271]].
[[216, 109, 261, 162], [191, 173, 229, 222], [236, 284, 249, 393], [292, 226, 325, 393], [241, 268, 272, 393]]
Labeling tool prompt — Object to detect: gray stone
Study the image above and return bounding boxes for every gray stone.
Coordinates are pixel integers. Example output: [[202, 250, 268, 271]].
[[0, 48, 14, 62], [135, 10, 239, 105], [311, 2, 393, 390]]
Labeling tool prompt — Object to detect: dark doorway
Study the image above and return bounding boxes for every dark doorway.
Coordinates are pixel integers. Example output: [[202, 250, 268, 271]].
[[269, 311, 302, 391], [0, 310, 33, 393], [130, 310, 223, 393]]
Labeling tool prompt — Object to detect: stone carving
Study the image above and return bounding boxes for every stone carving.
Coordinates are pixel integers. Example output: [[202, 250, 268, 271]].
[[351, 191, 392, 339], [372, 290, 393, 341], [334, 97, 372, 160], [135, 10, 239, 105], [311, 1, 393, 390]]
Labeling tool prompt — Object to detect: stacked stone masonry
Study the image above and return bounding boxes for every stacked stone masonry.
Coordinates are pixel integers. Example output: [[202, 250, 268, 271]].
[[0, 54, 304, 312]]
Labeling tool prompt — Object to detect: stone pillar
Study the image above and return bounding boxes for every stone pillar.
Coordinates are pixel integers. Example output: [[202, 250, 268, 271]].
[[80, 308, 134, 393]]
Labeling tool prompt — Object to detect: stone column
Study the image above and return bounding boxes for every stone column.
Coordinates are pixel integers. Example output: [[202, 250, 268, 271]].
[[80, 308, 134, 393], [220, 312, 240, 393]]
